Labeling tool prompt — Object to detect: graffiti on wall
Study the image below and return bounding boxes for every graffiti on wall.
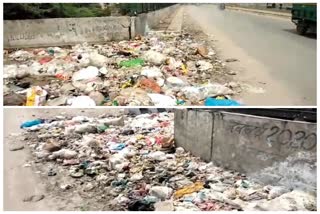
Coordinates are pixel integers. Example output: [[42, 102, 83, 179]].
[[228, 120, 316, 151]]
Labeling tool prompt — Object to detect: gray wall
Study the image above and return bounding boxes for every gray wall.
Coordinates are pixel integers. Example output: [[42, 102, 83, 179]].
[[175, 109, 316, 191], [4, 4, 180, 48], [135, 4, 180, 35], [4, 16, 131, 48]]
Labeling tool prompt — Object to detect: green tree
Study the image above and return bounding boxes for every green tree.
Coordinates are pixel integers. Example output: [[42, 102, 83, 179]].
[[4, 3, 111, 20]]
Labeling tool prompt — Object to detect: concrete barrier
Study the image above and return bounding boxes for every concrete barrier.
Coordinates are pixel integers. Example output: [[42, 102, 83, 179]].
[[174, 109, 214, 161], [4, 4, 180, 48], [4, 16, 132, 48], [4, 4, 181, 48], [174, 109, 316, 191], [135, 4, 180, 35]]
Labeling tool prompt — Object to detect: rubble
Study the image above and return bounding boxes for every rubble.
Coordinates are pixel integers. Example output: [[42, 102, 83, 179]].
[[13, 111, 313, 211], [3, 31, 260, 106]]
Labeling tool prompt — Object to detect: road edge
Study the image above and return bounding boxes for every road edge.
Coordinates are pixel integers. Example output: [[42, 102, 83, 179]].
[[226, 6, 291, 20]]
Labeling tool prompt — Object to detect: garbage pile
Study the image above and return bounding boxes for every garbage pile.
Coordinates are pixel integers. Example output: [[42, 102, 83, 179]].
[[16, 112, 315, 211], [4, 31, 247, 106]]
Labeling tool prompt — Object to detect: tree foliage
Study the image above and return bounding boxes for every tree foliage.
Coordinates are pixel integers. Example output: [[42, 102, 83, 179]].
[[4, 3, 111, 20]]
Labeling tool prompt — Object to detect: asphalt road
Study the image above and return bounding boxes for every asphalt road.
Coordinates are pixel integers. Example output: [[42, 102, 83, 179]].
[[186, 5, 316, 105]]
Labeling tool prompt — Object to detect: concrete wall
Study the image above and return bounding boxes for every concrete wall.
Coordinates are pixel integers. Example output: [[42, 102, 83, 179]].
[[174, 109, 214, 161], [175, 109, 316, 191], [135, 4, 180, 35], [4, 16, 132, 48], [4, 4, 180, 48]]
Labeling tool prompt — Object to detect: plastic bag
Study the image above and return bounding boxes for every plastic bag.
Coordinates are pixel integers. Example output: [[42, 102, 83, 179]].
[[119, 58, 144, 68], [20, 119, 44, 128], [39, 56, 53, 65], [72, 66, 99, 82], [204, 97, 241, 106], [68, 96, 96, 107], [143, 50, 167, 65], [148, 94, 177, 106], [139, 79, 161, 93], [174, 182, 204, 199], [141, 67, 163, 78], [26, 86, 48, 106]]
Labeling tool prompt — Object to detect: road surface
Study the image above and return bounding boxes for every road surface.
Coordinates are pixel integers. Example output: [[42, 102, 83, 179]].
[[185, 5, 316, 105]]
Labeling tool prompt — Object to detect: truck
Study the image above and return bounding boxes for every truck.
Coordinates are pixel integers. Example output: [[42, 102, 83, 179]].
[[291, 3, 317, 35]]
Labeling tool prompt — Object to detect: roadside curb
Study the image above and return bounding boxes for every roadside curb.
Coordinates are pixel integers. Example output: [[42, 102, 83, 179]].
[[226, 6, 291, 19]]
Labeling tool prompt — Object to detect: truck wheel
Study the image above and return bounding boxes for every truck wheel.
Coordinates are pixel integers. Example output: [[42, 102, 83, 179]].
[[297, 24, 308, 35]]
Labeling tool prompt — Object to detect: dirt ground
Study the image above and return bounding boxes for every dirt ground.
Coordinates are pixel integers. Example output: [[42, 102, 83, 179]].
[[3, 108, 123, 211]]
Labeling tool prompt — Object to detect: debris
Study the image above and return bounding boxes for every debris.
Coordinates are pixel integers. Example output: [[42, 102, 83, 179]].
[[70, 168, 84, 178], [196, 60, 213, 71], [74, 123, 97, 134], [196, 45, 209, 58], [13, 111, 311, 211], [130, 173, 144, 182], [139, 79, 162, 93], [4, 92, 26, 106], [9, 145, 24, 151], [46, 96, 68, 106], [68, 96, 96, 107], [20, 119, 44, 128], [226, 58, 238, 62], [23, 194, 45, 202], [141, 67, 163, 78], [89, 91, 105, 105], [149, 186, 173, 201], [143, 50, 167, 65], [204, 97, 241, 106], [175, 147, 185, 155], [265, 186, 292, 199], [166, 77, 188, 87], [43, 140, 61, 152], [148, 151, 167, 161], [39, 56, 53, 64], [119, 58, 144, 68], [148, 94, 177, 106], [128, 200, 155, 211], [72, 66, 99, 82], [50, 149, 77, 159], [227, 70, 237, 75], [48, 168, 57, 176], [154, 200, 175, 211], [26, 86, 48, 106], [60, 184, 72, 190], [174, 182, 204, 199], [4, 31, 246, 106]]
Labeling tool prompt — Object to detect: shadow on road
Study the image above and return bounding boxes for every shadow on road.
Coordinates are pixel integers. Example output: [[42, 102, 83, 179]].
[[283, 29, 317, 40]]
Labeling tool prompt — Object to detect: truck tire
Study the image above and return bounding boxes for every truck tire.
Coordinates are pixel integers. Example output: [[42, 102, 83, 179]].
[[296, 23, 308, 35]]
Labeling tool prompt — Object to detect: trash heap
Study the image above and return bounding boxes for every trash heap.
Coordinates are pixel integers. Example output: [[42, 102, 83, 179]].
[[4, 31, 245, 106], [17, 112, 315, 211]]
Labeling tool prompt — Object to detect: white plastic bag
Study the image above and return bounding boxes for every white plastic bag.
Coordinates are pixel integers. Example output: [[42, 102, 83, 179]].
[[147, 94, 177, 106]]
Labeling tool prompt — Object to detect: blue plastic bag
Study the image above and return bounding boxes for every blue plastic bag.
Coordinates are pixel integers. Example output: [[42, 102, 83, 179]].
[[20, 119, 44, 128], [204, 97, 241, 106], [110, 143, 126, 151]]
